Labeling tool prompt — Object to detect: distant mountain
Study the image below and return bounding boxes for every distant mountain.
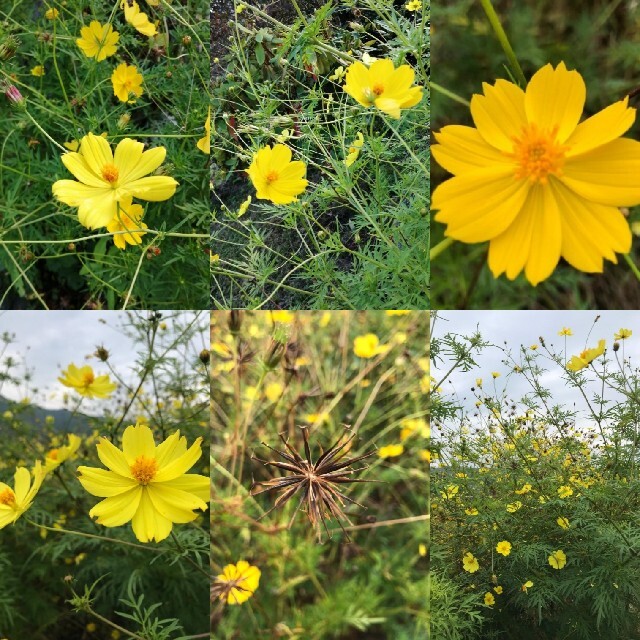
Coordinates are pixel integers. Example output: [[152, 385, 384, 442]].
[[0, 395, 99, 439]]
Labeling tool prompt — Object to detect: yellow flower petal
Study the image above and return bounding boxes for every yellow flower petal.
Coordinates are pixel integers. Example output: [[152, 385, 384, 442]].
[[89, 487, 142, 527]]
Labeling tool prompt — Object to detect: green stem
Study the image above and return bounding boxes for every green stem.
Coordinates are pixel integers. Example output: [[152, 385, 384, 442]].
[[429, 81, 471, 107], [623, 253, 640, 283], [430, 236, 455, 261], [478, 0, 527, 86], [24, 109, 66, 152]]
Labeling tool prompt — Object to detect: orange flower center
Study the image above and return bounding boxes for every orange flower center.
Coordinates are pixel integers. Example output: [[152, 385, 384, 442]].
[[0, 488, 16, 506], [101, 163, 120, 184], [509, 124, 568, 184], [372, 83, 385, 96], [82, 371, 95, 387], [265, 170, 279, 184], [130, 455, 158, 485], [48, 449, 59, 460]]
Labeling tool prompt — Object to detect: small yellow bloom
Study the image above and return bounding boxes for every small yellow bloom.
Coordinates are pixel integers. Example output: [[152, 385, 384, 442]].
[[31, 65, 45, 77], [271, 310, 294, 323], [43, 434, 82, 474], [566, 339, 606, 371], [484, 592, 495, 606], [405, 0, 422, 10], [121, 0, 157, 37], [558, 485, 573, 498], [237, 195, 251, 217], [557, 516, 570, 529], [0, 461, 45, 529], [491, 371, 500, 378], [506, 501, 522, 513], [106, 198, 148, 250], [462, 552, 479, 573], [548, 549, 567, 570], [558, 327, 573, 336], [86, 623, 97, 632], [522, 580, 534, 592], [264, 383, 283, 402], [378, 444, 404, 459], [386, 310, 412, 316], [530, 344, 538, 350], [515, 483, 532, 494], [465, 507, 479, 516], [235, 3, 246, 14], [496, 540, 512, 556], [45, 8, 59, 19], [345, 132, 364, 166], [343, 59, 423, 119], [197, 107, 211, 154], [441, 484, 459, 499], [614, 328, 632, 340], [419, 449, 431, 462], [494, 586, 503, 594], [353, 333, 385, 358], [216, 560, 260, 605], [475, 378, 482, 387], [76, 21, 119, 62], [418, 543, 427, 557], [58, 364, 116, 399], [111, 62, 144, 103], [246, 144, 308, 205], [329, 66, 346, 82]]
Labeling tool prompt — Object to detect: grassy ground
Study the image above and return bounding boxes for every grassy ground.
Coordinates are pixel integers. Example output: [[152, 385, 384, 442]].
[[211, 1, 430, 309]]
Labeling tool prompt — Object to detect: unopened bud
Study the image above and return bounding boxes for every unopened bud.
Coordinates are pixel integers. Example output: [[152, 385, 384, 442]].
[[613, 342, 620, 352], [228, 310, 243, 335], [199, 349, 210, 365], [4, 84, 25, 108], [94, 345, 110, 361], [264, 338, 286, 370]]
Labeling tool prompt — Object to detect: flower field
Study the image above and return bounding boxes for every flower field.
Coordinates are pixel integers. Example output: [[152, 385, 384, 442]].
[[211, 0, 430, 310], [0, 0, 209, 309], [430, 0, 640, 309], [0, 312, 210, 638], [431, 312, 640, 639], [211, 310, 428, 638]]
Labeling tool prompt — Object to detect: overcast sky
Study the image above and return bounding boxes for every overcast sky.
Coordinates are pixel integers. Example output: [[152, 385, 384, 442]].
[[0, 311, 206, 410], [432, 310, 640, 427]]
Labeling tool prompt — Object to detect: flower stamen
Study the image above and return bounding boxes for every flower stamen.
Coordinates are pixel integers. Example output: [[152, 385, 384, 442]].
[[101, 163, 120, 184], [130, 456, 158, 485], [509, 124, 568, 184], [0, 488, 16, 506]]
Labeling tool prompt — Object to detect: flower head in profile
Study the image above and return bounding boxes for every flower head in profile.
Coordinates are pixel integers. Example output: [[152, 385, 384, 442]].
[[353, 333, 386, 358], [197, 107, 211, 154], [548, 549, 567, 569], [212, 561, 261, 605], [44, 434, 82, 474], [106, 198, 148, 250], [558, 327, 573, 336], [111, 63, 144, 103], [406, 0, 422, 10], [343, 59, 423, 119], [522, 580, 534, 592], [52, 133, 178, 229], [77, 423, 209, 542], [121, 0, 157, 37], [378, 444, 404, 459], [614, 328, 632, 340], [0, 462, 45, 529], [462, 551, 479, 573], [432, 62, 640, 285], [246, 144, 307, 205], [566, 339, 605, 371], [344, 132, 364, 166], [76, 21, 119, 61], [58, 364, 117, 399]]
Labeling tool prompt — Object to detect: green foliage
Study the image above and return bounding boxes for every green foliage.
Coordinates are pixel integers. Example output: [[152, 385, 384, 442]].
[[0, 0, 209, 309], [212, 0, 430, 309]]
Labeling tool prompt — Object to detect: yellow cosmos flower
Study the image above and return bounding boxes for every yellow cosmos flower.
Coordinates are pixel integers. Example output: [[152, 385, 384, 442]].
[[465, 507, 479, 515], [496, 540, 512, 556], [462, 552, 479, 573], [246, 144, 308, 205], [345, 132, 364, 166], [614, 328, 632, 340], [494, 586, 503, 594], [0, 462, 45, 529], [343, 59, 423, 119], [548, 549, 567, 570], [522, 580, 534, 592], [353, 333, 386, 358], [557, 485, 573, 498], [378, 444, 404, 459], [557, 516, 570, 529], [566, 339, 605, 371], [197, 107, 211, 154], [484, 592, 495, 606], [406, 0, 422, 10], [44, 434, 82, 474], [31, 65, 45, 77], [491, 371, 500, 379], [58, 363, 117, 399], [433, 62, 640, 285], [237, 195, 251, 217], [106, 198, 148, 250], [558, 327, 573, 336], [111, 63, 144, 103], [514, 483, 532, 494], [76, 21, 119, 62], [77, 423, 209, 543], [441, 484, 459, 499], [45, 8, 59, 19], [121, 0, 157, 37], [216, 561, 261, 605], [506, 500, 522, 512], [52, 133, 178, 230], [270, 310, 294, 323]]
